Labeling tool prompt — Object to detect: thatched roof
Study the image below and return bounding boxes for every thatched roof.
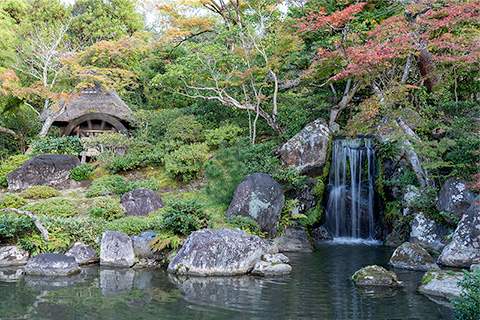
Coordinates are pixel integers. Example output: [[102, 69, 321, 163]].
[[54, 84, 132, 123]]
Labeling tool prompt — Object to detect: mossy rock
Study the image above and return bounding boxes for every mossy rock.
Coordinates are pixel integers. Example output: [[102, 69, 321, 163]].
[[352, 265, 403, 287], [388, 242, 440, 271]]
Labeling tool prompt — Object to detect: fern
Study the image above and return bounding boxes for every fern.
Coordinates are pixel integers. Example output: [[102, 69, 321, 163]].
[[148, 233, 181, 253]]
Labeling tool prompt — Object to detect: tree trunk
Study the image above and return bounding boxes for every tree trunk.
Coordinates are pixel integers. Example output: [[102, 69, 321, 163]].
[[0, 126, 19, 138], [329, 80, 362, 127], [417, 42, 438, 93]]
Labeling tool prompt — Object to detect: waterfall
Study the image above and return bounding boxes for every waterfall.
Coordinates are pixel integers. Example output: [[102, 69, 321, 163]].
[[325, 138, 377, 239]]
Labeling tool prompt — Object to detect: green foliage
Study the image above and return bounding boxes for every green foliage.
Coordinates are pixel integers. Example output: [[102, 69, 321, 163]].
[[131, 108, 186, 143], [70, 163, 95, 181], [158, 198, 209, 236], [89, 196, 125, 221], [376, 139, 401, 160], [19, 185, 59, 199], [164, 115, 203, 143], [451, 270, 480, 320], [164, 143, 209, 181], [224, 215, 261, 236], [384, 168, 419, 189], [104, 216, 152, 236], [0, 154, 29, 188], [0, 194, 27, 209], [30, 136, 84, 155], [86, 175, 133, 197], [298, 206, 322, 229], [0, 213, 34, 242], [148, 232, 181, 253], [20, 230, 72, 255], [22, 198, 79, 218], [205, 124, 243, 149], [278, 199, 307, 233]]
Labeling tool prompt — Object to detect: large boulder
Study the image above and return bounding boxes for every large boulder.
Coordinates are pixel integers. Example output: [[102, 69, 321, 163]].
[[273, 226, 313, 252], [225, 173, 284, 238], [277, 118, 330, 175], [409, 212, 450, 252], [438, 197, 480, 267], [100, 230, 135, 267], [167, 228, 278, 276], [436, 177, 476, 225], [25, 253, 80, 276], [418, 270, 464, 298], [352, 265, 402, 287], [65, 242, 99, 265], [388, 242, 439, 271], [121, 188, 164, 217], [6, 154, 80, 191], [0, 245, 29, 266]]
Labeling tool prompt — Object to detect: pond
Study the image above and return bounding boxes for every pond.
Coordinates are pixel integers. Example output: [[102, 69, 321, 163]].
[[0, 241, 453, 320]]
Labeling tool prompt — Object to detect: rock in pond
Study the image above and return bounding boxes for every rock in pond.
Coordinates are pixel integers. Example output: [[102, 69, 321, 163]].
[[388, 242, 439, 271], [438, 196, 480, 268], [277, 118, 330, 175], [436, 177, 476, 226], [0, 245, 29, 266], [251, 253, 292, 276], [418, 270, 464, 298], [352, 265, 402, 287], [273, 226, 313, 252], [226, 173, 284, 238], [6, 154, 80, 191], [65, 242, 99, 265], [131, 232, 157, 258], [25, 253, 80, 276], [167, 228, 278, 276], [121, 188, 164, 217], [100, 230, 135, 267], [311, 225, 333, 241]]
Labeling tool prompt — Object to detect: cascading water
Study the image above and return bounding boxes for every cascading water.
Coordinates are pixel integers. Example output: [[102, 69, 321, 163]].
[[325, 137, 377, 239]]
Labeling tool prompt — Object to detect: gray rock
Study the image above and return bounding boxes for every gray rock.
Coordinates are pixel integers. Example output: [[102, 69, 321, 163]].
[[226, 173, 284, 238], [402, 185, 420, 216], [263, 253, 290, 264], [167, 228, 278, 276], [418, 270, 464, 298], [100, 268, 135, 296], [65, 242, 99, 265], [388, 242, 440, 271], [121, 188, 164, 217], [131, 232, 157, 258], [0, 268, 24, 282], [278, 118, 331, 175], [251, 260, 292, 276], [438, 197, 480, 267], [25, 253, 80, 276], [436, 177, 476, 225], [100, 230, 135, 267], [470, 264, 480, 272], [0, 245, 29, 266], [409, 212, 450, 252], [311, 225, 333, 241], [352, 265, 403, 287], [273, 227, 313, 252], [6, 154, 80, 191]]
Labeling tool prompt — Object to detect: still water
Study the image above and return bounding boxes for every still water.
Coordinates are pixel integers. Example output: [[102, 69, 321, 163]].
[[0, 242, 453, 320]]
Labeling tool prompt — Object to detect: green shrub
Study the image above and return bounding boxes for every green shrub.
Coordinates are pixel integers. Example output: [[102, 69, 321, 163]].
[[0, 213, 35, 241], [104, 216, 152, 235], [224, 215, 261, 236], [22, 198, 79, 217], [376, 139, 401, 160], [131, 108, 185, 143], [0, 194, 27, 209], [86, 175, 133, 197], [90, 196, 125, 221], [70, 164, 95, 181], [159, 198, 209, 236], [148, 232, 181, 253], [164, 115, 203, 143], [164, 143, 209, 181], [19, 185, 59, 199], [205, 124, 243, 148], [0, 154, 29, 188], [31, 136, 84, 155], [451, 270, 480, 320]]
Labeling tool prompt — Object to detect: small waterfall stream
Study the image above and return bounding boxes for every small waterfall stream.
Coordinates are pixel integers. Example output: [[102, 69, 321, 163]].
[[325, 137, 377, 239]]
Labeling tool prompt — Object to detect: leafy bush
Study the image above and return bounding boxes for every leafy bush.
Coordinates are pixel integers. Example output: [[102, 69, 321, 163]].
[[31, 136, 84, 155], [451, 270, 480, 320], [86, 175, 133, 197], [131, 108, 185, 143], [90, 196, 125, 221], [0, 154, 29, 188], [0, 213, 35, 242], [22, 198, 79, 217], [205, 124, 243, 148], [104, 216, 152, 235], [224, 215, 261, 235], [376, 139, 401, 160], [20, 230, 72, 255], [19, 185, 59, 199], [164, 115, 203, 143], [70, 163, 95, 181], [0, 194, 27, 209], [158, 198, 209, 236], [148, 232, 181, 253], [164, 143, 209, 181]]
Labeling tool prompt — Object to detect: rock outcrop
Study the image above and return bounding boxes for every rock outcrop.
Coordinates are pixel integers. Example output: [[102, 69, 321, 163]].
[[278, 118, 330, 175], [436, 177, 476, 225], [6, 154, 80, 191], [25, 253, 80, 276], [0, 245, 29, 266], [388, 242, 439, 271], [100, 230, 135, 267], [65, 242, 99, 265], [409, 213, 450, 252], [167, 228, 277, 276], [311, 225, 333, 241], [352, 265, 402, 287], [121, 188, 164, 217], [226, 173, 284, 238], [273, 226, 313, 252]]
